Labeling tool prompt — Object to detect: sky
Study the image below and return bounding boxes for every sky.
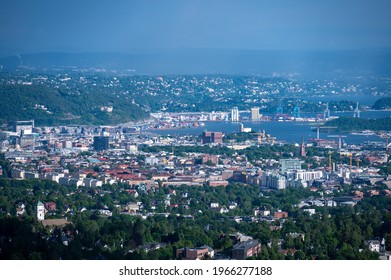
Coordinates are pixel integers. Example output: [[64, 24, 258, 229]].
[[1, 0, 391, 55]]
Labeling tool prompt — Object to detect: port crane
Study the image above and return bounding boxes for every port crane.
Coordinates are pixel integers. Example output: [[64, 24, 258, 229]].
[[328, 135, 346, 150]]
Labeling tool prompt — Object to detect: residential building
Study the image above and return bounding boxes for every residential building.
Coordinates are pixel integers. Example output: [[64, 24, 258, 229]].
[[262, 172, 286, 189], [274, 211, 289, 219], [231, 107, 239, 122], [287, 170, 323, 182], [251, 107, 261, 121], [231, 240, 261, 260], [176, 246, 215, 260], [366, 240, 381, 252]]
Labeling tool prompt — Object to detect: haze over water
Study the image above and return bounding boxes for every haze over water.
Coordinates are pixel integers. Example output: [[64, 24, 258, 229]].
[[146, 110, 391, 144]]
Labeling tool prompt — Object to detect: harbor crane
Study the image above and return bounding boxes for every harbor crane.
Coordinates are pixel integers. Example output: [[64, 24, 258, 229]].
[[328, 135, 346, 150]]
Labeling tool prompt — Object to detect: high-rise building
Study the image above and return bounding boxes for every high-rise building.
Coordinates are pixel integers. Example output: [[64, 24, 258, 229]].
[[251, 107, 261, 121], [93, 136, 109, 151], [14, 120, 34, 135], [231, 107, 239, 122]]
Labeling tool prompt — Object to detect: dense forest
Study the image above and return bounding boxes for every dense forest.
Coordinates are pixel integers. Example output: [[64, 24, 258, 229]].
[[0, 84, 148, 126], [325, 117, 391, 132]]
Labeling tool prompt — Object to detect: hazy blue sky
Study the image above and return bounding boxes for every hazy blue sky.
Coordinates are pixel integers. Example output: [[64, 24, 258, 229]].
[[1, 0, 391, 55]]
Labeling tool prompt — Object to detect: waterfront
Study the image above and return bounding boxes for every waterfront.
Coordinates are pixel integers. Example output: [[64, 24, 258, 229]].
[[145, 110, 391, 145]]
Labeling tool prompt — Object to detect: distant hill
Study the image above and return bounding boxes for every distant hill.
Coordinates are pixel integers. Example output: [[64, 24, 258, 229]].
[[1, 49, 391, 77], [0, 84, 148, 126], [372, 97, 391, 110]]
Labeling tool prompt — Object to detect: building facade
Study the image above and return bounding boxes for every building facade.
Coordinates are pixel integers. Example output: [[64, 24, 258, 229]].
[[231, 240, 261, 260], [93, 136, 109, 151], [251, 107, 260, 121], [35, 201, 45, 221], [231, 107, 239, 122]]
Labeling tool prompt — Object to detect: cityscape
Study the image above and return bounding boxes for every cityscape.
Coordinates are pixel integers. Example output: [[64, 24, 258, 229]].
[[0, 0, 391, 264], [0, 87, 390, 260]]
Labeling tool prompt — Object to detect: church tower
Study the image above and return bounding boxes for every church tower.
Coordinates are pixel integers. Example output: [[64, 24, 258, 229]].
[[36, 201, 45, 221]]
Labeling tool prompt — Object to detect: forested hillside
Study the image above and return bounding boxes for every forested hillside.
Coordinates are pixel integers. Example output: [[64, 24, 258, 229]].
[[0, 84, 148, 126], [372, 97, 391, 110], [325, 117, 391, 132]]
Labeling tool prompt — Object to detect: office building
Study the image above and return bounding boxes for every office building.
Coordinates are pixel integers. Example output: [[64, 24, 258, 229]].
[[251, 107, 261, 121], [280, 159, 303, 174], [93, 136, 109, 151], [202, 132, 223, 144], [14, 120, 34, 135]]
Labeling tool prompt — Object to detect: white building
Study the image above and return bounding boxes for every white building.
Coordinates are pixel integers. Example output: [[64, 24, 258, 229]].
[[231, 107, 239, 122], [145, 156, 160, 165], [280, 159, 303, 174], [262, 172, 286, 190], [36, 201, 45, 221], [288, 170, 323, 182], [366, 240, 381, 252], [251, 107, 261, 121]]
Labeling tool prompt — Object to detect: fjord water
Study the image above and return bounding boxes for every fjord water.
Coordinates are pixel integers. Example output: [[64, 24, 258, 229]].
[[147, 110, 391, 144]]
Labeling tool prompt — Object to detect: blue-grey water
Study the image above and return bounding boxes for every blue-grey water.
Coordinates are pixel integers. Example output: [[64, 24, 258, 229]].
[[146, 111, 391, 145]]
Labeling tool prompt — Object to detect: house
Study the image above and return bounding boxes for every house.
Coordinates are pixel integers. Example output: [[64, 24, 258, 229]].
[[274, 211, 288, 219], [139, 242, 167, 252], [15, 202, 26, 216], [366, 240, 381, 252], [229, 232, 253, 243], [44, 202, 56, 212], [124, 202, 140, 213], [231, 240, 261, 260], [176, 246, 215, 260], [61, 235, 71, 246], [303, 208, 316, 216]]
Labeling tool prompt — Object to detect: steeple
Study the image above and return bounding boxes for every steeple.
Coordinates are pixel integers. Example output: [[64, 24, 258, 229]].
[[35, 201, 45, 221]]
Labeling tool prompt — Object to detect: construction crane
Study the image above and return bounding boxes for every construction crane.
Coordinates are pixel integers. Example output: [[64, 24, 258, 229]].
[[328, 135, 347, 150], [380, 133, 390, 163], [339, 151, 354, 169], [328, 150, 333, 171]]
